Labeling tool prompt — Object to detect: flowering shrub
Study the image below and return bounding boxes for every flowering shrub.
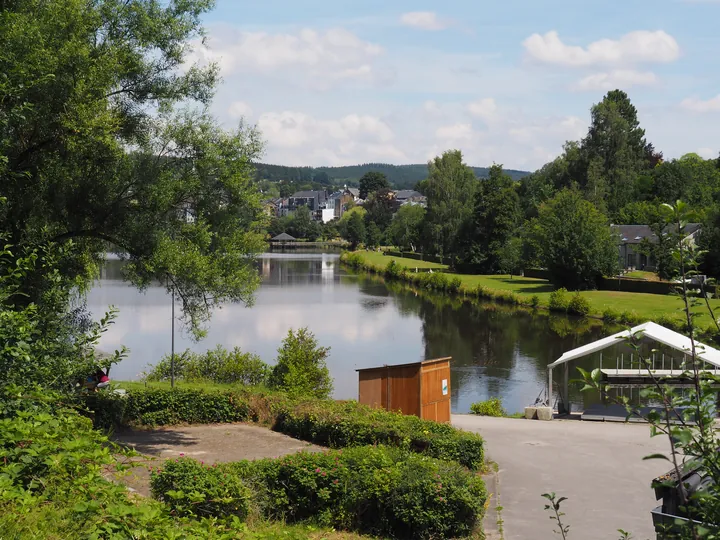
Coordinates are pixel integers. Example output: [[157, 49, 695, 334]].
[[153, 446, 487, 539]]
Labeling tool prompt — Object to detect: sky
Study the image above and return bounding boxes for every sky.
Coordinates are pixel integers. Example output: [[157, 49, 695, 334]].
[[191, 0, 720, 171]]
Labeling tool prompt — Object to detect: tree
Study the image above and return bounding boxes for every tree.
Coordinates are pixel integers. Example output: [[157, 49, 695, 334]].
[[0, 0, 265, 337], [363, 187, 395, 232], [359, 171, 389, 200], [344, 211, 366, 249], [365, 222, 383, 248], [269, 328, 333, 399], [581, 90, 650, 216], [460, 164, 521, 273], [498, 237, 524, 278], [388, 205, 425, 251], [529, 189, 618, 289], [422, 150, 477, 259]]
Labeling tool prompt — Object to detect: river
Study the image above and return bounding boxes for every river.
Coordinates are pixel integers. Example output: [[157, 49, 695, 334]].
[[88, 251, 621, 414]]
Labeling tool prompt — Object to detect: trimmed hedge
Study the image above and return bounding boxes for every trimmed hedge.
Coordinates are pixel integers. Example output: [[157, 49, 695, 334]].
[[90, 389, 485, 470], [152, 447, 487, 539], [274, 400, 485, 470]]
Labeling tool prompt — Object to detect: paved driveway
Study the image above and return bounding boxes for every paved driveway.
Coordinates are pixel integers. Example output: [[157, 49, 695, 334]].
[[453, 415, 672, 540]]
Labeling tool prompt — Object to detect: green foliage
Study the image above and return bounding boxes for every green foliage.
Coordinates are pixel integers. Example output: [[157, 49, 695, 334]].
[[385, 260, 402, 279], [153, 446, 488, 540], [423, 150, 477, 259], [363, 187, 395, 232], [602, 308, 621, 323], [342, 211, 366, 250], [530, 295, 541, 309], [470, 397, 506, 417], [567, 292, 591, 316], [358, 171, 390, 200], [146, 345, 270, 386], [365, 221, 384, 248], [0, 0, 266, 337], [149, 457, 251, 519], [269, 328, 333, 400], [274, 400, 485, 470], [548, 288, 569, 312], [0, 393, 243, 539], [388, 204, 425, 252], [528, 189, 618, 289], [461, 164, 522, 272]]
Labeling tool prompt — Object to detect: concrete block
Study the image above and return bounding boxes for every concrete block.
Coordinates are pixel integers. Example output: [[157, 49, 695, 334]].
[[536, 407, 553, 421], [524, 406, 537, 420]]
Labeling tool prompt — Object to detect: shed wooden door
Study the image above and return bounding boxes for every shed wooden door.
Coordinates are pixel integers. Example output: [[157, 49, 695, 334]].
[[420, 358, 451, 423]]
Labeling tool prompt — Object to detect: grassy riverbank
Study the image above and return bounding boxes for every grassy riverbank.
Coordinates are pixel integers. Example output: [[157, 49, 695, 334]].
[[344, 250, 720, 332]]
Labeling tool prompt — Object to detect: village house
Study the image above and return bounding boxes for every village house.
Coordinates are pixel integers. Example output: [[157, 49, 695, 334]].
[[612, 223, 702, 271]]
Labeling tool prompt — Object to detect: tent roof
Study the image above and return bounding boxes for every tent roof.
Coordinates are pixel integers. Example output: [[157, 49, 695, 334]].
[[548, 322, 720, 370], [271, 232, 296, 241]]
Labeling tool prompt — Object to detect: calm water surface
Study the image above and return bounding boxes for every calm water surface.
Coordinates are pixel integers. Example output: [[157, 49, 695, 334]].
[[88, 252, 627, 413]]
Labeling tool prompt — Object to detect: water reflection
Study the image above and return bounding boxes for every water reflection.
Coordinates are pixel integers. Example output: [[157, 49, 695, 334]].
[[88, 252, 636, 413]]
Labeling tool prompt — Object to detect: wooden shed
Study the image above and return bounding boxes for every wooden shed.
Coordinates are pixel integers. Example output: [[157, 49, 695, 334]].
[[357, 357, 452, 423]]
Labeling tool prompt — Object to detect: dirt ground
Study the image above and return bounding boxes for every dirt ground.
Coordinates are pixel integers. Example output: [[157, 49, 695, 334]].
[[110, 423, 321, 496]]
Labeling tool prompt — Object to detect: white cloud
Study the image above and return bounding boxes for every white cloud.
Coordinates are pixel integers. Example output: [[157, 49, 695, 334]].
[[697, 147, 717, 159], [257, 111, 404, 165], [573, 70, 658, 91], [468, 98, 497, 119], [423, 100, 441, 114], [187, 27, 383, 84], [228, 101, 253, 118], [435, 123, 474, 141], [680, 95, 720, 112], [523, 30, 680, 67], [400, 11, 449, 31]]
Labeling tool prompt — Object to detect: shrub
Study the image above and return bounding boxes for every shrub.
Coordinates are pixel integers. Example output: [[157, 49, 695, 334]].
[[548, 288, 569, 312], [530, 294, 540, 308], [602, 307, 620, 323], [150, 457, 250, 519], [153, 447, 488, 539], [470, 397, 506, 417], [147, 345, 270, 385], [269, 328, 333, 399], [274, 400, 485, 470], [424, 271, 449, 291], [384, 259, 401, 279], [447, 276, 463, 293], [618, 310, 640, 326], [567, 292, 591, 316], [474, 285, 489, 299]]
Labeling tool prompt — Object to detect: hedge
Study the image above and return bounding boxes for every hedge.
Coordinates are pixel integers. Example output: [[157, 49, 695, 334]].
[[152, 447, 487, 539], [89, 389, 485, 470]]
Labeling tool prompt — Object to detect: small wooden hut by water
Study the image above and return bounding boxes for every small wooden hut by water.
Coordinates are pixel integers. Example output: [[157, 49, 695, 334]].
[[270, 232, 296, 246]]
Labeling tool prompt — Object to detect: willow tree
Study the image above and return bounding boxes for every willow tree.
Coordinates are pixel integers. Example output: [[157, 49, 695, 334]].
[[0, 0, 266, 336]]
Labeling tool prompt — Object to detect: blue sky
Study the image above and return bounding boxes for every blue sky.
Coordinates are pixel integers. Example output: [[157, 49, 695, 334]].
[[192, 0, 720, 170]]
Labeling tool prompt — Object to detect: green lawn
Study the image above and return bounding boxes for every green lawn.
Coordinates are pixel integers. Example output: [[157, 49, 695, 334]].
[[624, 270, 660, 281], [350, 251, 720, 328]]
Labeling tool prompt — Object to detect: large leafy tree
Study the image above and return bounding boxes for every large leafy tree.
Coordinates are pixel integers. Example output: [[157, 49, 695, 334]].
[[528, 189, 618, 289], [0, 0, 266, 335], [363, 187, 395, 232], [460, 164, 521, 272], [358, 171, 389, 200], [388, 204, 425, 251], [422, 150, 477, 259]]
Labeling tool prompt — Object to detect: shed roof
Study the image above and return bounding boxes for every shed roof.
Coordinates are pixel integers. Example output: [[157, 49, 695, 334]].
[[271, 232, 296, 242], [547, 322, 720, 369], [356, 357, 451, 372]]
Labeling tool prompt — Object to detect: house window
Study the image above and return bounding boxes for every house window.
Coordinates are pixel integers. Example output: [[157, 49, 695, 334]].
[[627, 253, 636, 268]]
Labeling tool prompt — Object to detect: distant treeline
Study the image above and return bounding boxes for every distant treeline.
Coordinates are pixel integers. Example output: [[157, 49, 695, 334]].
[[254, 162, 530, 190]]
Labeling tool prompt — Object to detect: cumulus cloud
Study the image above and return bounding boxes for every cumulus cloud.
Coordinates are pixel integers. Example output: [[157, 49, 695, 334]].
[[257, 111, 405, 165], [681, 95, 720, 112], [468, 98, 497, 119], [400, 11, 449, 31], [228, 101, 253, 118], [187, 27, 383, 84], [436, 123, 474, 141], [523, 30, 680, 67], [573, 70, 658, 91]]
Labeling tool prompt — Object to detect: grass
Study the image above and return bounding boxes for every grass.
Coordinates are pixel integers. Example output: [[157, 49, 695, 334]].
[[348, 251, 720, 328], [624, 270, 661, 281]]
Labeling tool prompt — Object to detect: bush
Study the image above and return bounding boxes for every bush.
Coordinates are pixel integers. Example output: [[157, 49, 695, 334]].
[[447, 276, 463, 293], [470, 397, 506, 417], [274, 400, 485, 470], [384, 259, 401, 279], [153, 447, 487, 539], [269, 328, 333, 399], [146, 345, 270, 385], [567, 292, 591, 316], [548, 288, 569, 312], [530, 294, 541, 308], [602, 307, 620, 323], [89, 388, 252, 429], [150, 457, 251, 519]]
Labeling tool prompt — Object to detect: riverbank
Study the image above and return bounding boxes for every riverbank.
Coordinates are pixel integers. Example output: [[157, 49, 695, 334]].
[[341, 250, 720, 333]]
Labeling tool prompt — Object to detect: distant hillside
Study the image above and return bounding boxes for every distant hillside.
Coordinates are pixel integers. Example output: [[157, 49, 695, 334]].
[[254, 162, 530, 190]]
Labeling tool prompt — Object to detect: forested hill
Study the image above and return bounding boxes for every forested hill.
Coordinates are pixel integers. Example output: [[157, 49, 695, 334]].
[[254, 162, 531, 190]]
